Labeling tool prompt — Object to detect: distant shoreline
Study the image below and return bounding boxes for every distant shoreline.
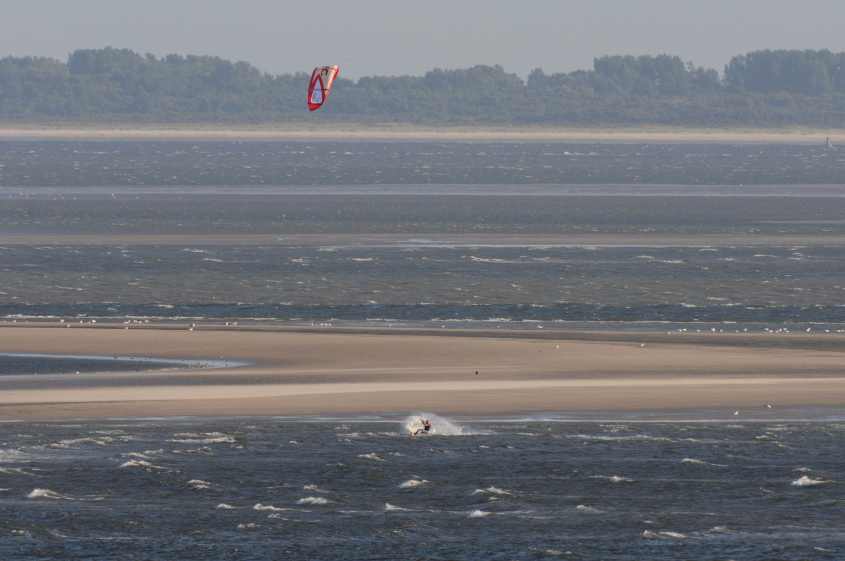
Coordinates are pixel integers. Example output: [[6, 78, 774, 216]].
[[1, 123, 844, 143]]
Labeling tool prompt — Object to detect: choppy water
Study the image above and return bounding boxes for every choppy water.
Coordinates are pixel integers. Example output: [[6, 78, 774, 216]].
[[2, 140, 845, 186], [0, 416, 842, 560], [3, 242, 845, 323], [3, 181, 845, 325]]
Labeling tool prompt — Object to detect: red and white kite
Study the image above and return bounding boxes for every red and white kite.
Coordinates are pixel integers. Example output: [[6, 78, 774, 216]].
[[307, 65, 340, 111]]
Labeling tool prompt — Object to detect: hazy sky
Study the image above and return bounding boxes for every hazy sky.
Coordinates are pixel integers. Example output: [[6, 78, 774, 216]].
[[3, 1, 844, 78]]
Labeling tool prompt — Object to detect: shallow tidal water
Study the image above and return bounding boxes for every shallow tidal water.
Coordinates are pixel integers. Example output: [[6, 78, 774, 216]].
[[0, 416, 842, 560]]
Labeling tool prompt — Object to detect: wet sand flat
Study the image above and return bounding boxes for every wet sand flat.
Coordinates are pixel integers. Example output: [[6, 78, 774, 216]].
[[0, 327, 844, 420]]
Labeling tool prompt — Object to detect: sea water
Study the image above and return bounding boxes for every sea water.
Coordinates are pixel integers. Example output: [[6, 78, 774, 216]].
[[0, 416, 842, 560]]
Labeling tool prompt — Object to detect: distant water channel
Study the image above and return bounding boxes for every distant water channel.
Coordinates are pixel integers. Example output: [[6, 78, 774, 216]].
[[0, 353, 241, 375]]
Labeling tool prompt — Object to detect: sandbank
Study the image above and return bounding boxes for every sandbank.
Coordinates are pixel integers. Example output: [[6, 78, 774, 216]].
[[0, 326, 844, 420], [2, 123, 845, 144]]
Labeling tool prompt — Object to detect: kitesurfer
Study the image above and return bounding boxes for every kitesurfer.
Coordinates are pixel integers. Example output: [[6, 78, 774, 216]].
[[411, 418, 433, 436]]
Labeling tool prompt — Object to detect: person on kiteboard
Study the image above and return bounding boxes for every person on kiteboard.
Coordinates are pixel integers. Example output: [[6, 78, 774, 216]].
[[412, 419, 432, 436]]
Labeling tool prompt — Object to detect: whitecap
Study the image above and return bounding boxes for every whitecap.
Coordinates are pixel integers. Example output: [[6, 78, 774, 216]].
[[27, 488, 67, 500], [357, 453, 385, 462], [384, 502, 410, 512], [567, 433, 672, 443], [169, 432, 236, 444], [590, 475, 634, 483], [119, 459, 169, 471], [642, 530, 687, 539], [171, 446, 214, 456], [297, 496, 331, 505], [791, 476, 830, 487], [216, 503, 236, 509], [123, 452, 155, 460], [27, 488, 102, 501], [472, 486, 512, 496], [253, 503, 289, 512], [575, 504, 604, 514], [399, 479, 429, 489], [187, 479, 212, 490], [468, 509, 491, 518], [303, 484, 329, 493], [681, 458, 728, 467], [49, 436, 123, 448]]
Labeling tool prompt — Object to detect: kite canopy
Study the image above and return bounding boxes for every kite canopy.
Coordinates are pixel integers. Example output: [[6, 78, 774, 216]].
[[307, 65, 340, 111]]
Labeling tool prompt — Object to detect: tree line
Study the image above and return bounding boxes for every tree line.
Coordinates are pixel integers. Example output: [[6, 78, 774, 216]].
[[2, 47, 845, 126]]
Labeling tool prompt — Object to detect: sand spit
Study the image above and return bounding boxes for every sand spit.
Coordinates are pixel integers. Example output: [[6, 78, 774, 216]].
[[0, 326, 844, 419], [1, 124, 844, 144]]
